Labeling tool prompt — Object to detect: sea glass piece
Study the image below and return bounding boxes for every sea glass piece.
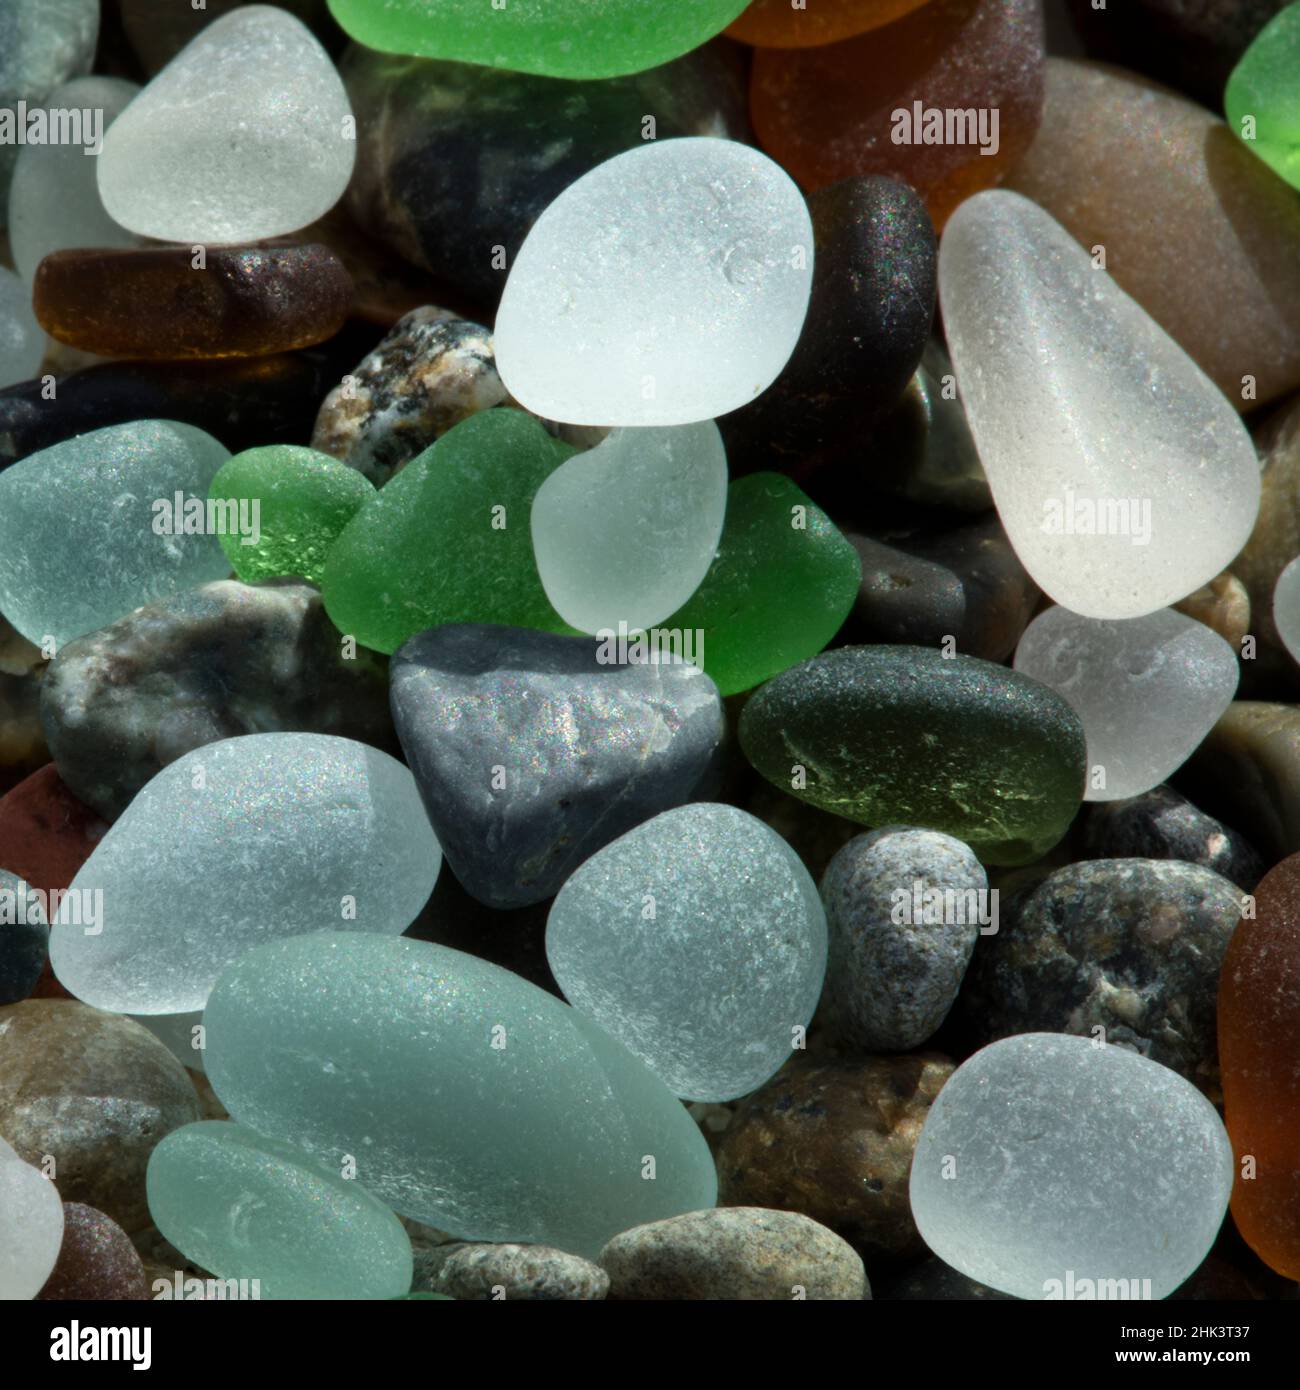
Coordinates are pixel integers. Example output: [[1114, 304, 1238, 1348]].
[[0, 266, 42, 389], [728, 0, 934, 47], [910, 1033, 1234, 1299], [33, 246, 353, 359], [547, 803, 827, 1102], [738, 645, 1086, 865], [321, 409, 576, 655], [531, 425, 727, 635], [939, 190, 1260, 619], [1226, 3, 1300, 191], [49, 733, 440, 1015], [1220, 851, 1300, 1278], [148, 1122, 413, 1300], [0, 420, 231, 647], [325, 0, 750, 79], [494, 138, 813, 427], [202, 932, 718, 1257], [1014, 606, 1239, 801], [207, 446, 374, 584], [664, 474, 861, 696], [0, 1153, 64, 1300], [0, 867, 47, 1004], [97, 5, 355, 244], [8, 77, 142, 283], [750, 0, 1045, 226], [1275, 557, 1300, 664]]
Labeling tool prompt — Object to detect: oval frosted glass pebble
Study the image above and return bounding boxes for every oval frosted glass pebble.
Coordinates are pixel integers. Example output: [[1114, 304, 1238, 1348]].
[[1014, 605, 1239, 801], [909, 1033, 1234, 1300], [148, 1122, 413, 1300], [50, 734, 440, 1015], [495, 138, 814, 426], [97, 6, 355, 244], [8, 76, 142, 283], [547, 803, 827, 1102], [203, 933, 717, 1257], [940, 190, 1260, 619], [531, 424, 728, 634], [1273, 556, 1300, 665], [0, 1155, 64, 1299], [0, 419, 231, 647], [0, 265, 43, 388]]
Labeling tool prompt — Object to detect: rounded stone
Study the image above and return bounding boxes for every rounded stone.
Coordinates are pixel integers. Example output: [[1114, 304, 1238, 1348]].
[[0, 264, 44, 389], [959, 859, 1243, 1093], [600, 1207, 867, 1300], [36, 1202, 150, 1300], [436, 1243, 609, 1301], [0, 868, 48, 1004], [820, 827, 985, 1051], [0, 1153, 64, 1299], [0, 999, 201, 1232], [547, 803, 828, 1102], [738, 645, 1086, 866], [909, 1033, 1235, 1300], [715, 1055, 953, 1259]]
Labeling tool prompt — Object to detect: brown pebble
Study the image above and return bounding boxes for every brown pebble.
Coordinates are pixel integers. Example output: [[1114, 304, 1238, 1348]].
[[37, 1203, 150, 1300], [1173, 572, 1251, 649]]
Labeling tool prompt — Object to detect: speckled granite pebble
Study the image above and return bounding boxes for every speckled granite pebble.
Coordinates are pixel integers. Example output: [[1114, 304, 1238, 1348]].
[[959, 858, 1243, 1093], [436, 1243, 608, 1301], [600, 1208, 867, 1301], [821, 827, 985, 1051]]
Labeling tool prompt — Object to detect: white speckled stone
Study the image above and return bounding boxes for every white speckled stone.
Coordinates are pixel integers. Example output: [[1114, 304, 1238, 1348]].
[[0, 419, 231, 647], [494, 137, 813, 426], [8, 76, 142, 283], [531, 423, 728, 634], [50, 733, 440, 1015], [0, 264, 43, 388], [909, 1032, 1234, 1300], [0, 1153, 64, 1299], [547, 803, 827, 1102], [97, 5, 355, 244], [1014, 605, 1239, 801], [940, 190, 1260, 620]]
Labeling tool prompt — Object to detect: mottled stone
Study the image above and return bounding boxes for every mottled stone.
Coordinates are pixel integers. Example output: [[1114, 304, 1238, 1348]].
[[0, 1000, 201, 1232], [40, 580, 396, 822], [600, 1208, 866, 1300], [715, 1055, 953, 1259], [436, 1243, 608, 1301], [37, 1203, 150, 1300], [1006, 58, 1300, 408], [390, 624, 724, 909], [1084, 785, 1265, 892], [311, 307, 507, 485], [1174, 572, 1252, 650], [820, 828, 986, 1051], [342, 42, 750, 311], [960, 859, 1243, 1094]]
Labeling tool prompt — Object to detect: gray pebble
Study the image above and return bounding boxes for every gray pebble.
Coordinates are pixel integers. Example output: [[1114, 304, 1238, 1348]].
[[436, 1244, 608, 1301]]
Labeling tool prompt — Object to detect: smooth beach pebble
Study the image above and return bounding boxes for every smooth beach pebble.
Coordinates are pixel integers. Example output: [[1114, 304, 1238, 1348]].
[[50, 733, 440, 1015], [147, 1122, 414, 1300], [202, 933, 718, 1257], [390, 624, 724, 910], [531, 424, 728, 636], [546, 803, 827, 1102], [728, 0, 933, 47], [738, 645, 1086, 865], [1219, 851, 1300, 1279], [0, 420, 231, 648], [0, 1153, 64, 1300], [940, 190, 1261, 619], [36, 1203, 150, 1301], [435, 1244, 608, 1302], [599, 1208, 867, 1300], [0, 764, 108, 897], [1226, 3, 1300, 192], [206, 447, 374, 584], [909, 1033, 1234, 1300], [1013, 606, 1239, 801], [494, 138, 813, 427], [96, 5, 355, 245], [0, 867, 47, 1004], [325, 0, 750, 79]]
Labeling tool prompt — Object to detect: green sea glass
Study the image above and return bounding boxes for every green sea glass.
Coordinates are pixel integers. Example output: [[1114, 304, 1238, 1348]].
[[1227, 3, 1300, 191]]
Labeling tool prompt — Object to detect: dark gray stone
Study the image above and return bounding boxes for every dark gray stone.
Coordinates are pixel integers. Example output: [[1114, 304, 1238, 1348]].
[[390, 624, 725, 908], [0, 869, 46, 1004]]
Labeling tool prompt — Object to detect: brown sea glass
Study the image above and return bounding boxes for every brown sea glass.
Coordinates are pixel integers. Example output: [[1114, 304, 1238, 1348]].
[[1218, 851, 1300, 1279], [750, 0, 1045, 226], [727, 0, 933, 48], [33, 244, 353, 359]]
